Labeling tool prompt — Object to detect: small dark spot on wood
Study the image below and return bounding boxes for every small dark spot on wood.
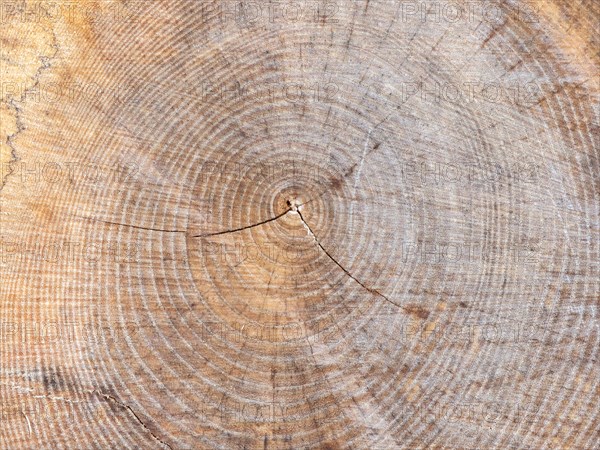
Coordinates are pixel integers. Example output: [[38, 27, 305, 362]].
[[329, 176, 344, 190], [42, 368, 61, 391], [405, 304, 430, 320]]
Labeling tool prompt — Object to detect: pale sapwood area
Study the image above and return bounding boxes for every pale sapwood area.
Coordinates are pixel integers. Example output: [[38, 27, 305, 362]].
[[0, 0, 598, 449]]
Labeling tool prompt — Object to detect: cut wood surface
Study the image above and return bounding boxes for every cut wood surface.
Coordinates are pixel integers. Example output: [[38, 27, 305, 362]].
[[0, 1, 598, 449]]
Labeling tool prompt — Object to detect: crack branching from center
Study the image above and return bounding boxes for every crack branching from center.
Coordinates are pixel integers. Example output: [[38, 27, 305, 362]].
[[192, 208, 292, 238], [296, 209, 406, 311], [97, 219, 186, 234], [91, 389, 173, 450]]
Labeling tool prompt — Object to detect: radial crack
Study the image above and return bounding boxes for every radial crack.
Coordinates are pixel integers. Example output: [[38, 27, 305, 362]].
[[91, 389, 173, 450], [94, 219, 186, 234], [192, 208, 291, 238], [1, 382, 80, 404], [296, 210, 406, 311]]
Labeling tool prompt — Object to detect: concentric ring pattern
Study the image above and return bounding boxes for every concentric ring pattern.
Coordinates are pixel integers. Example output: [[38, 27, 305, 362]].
[[0, 0, 598, 449]]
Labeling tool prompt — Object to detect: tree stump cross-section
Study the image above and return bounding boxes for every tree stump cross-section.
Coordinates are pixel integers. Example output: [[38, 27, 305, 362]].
[[0, 1, 598, 449]]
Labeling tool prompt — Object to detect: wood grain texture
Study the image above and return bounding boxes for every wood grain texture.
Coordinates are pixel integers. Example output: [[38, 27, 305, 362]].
[[1, 1, 598, 449]]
